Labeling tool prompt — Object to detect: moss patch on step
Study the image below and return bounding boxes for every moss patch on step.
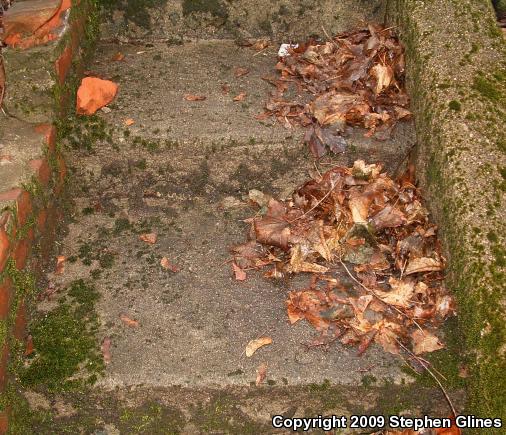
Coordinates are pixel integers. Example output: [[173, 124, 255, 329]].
[[16, 279, 104, 392], [101, 0, 168, 30]]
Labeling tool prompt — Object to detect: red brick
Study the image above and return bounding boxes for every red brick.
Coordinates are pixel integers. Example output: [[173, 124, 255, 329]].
[[28, 158, 51, 186], [0, 410, 7, 434], [0, 188, 22, 202], [0, 343, 8, 392], [55, 154, 67, 194], [58, 154, 67, 180], [0, 230, 9, 272], [0, 279, 12, 320], [13, 300, 27, 341], [55, 45, 73, 84], [16, 190, 32, 228], [37, 208, 48, 233], [34, 124, 56, 153], [0, 212, 15, 242], [0, 189, 32, 228], [13, 230, 33, 270]]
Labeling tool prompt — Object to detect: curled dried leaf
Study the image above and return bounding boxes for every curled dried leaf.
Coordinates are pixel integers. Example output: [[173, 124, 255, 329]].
[[184, 94, 206, 101], [101, 337, 112, 364], [232, 262, 247, 281], [234, 67, 250, 78], [55, 256, 66, 275], [255, 362, 268, 386], [120, 314, 139, 327], [139, 233, 157, 244], [161, 257, 179, 272], [233, 92, 247, 102], [245, 336, 272, 357]]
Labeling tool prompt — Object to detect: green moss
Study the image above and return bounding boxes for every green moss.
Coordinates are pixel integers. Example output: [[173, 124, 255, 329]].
[[99, 251, 115, 269], [182, 0, 227, 19], [17, 279, 103, 392], [0, 386, 53, 432], [191, 393, 266, 434], [78, 242, 94, 265], [448, 100, 461, 111], [102, 0, 168, 30], [119, 401, 185, 434], [114, 217, 132, 234], [57, 114, 112, 151], [473, 75, 503, 102]]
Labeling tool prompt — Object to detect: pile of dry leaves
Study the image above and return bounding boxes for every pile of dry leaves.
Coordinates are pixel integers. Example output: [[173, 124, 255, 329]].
[[232, 160, 455, 358], [258, 24, 411, 157]]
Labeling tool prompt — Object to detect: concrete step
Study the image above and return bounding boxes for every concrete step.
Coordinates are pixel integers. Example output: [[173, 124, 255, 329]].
[[100, 0, 385, 43], [27, 39, 463, 433]]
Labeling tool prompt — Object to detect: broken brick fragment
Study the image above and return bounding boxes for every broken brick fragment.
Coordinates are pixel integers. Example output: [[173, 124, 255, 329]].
[[76, 77, 119, 115]]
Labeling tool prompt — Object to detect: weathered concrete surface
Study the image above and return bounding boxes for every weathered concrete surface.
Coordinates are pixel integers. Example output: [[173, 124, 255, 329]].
[[23, 385, 464, 434], [386, 0, 506, 425], [50, 40, 420, 392], [15, 39, 464, 434], [100, 0, 385, 42], [2, 44, 57, 123], [0, 118, 50, 192]]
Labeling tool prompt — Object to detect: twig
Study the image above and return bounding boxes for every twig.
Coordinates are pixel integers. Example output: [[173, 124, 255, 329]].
[[339, 258, 424, 332], [321, 25, 340, 50], [253, 46, 269, 57], [395, 338, 457, 418]]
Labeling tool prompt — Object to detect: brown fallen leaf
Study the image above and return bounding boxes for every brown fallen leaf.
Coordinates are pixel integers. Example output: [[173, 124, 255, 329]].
[[184, 94, 206, 101], [120, 314, 139, 327], [233, 92, 247, 102], [382, 430, 418, 435], [375, 277, 415, 308], [160, 256, 179, 272], [245, 336, 272, 357], [55, 255, 66, 274], [101, 337, 112, 364], [255, 363, 268, 386], [411, 329, 444, 355], [435, 417, 462, 434], [221, 83, 230, 94], [234, 67, 249, 78], [252, 39, 269, 52], [253, 216, 290, 250], [232, 262, 247, 281], [370, 63, 394, 94], [405, 257, 443, 275], [124, 118, 135, 126], [24, 335, 34, 356], [139, 233, 157, 244], [112, 52, 125, 61]]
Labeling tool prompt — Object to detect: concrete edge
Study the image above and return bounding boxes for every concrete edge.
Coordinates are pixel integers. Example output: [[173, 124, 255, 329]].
[[386, 0, 506, 425]]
